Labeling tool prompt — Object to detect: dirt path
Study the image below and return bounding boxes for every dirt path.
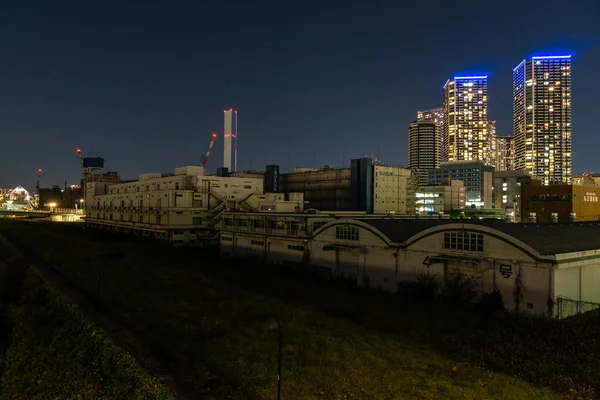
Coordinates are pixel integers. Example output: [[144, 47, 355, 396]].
[[0, 233, 190, 400]]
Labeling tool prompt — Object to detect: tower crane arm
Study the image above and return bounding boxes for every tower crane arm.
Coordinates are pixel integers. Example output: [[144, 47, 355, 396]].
[[201, 133, 217, 168]]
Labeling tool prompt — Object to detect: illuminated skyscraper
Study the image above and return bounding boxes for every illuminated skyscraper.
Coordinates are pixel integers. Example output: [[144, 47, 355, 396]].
[[443, 76, 491, 164], [495, 136, 515, 171], [417, 107, 445, 161], [408, 121, 440, 186], [513, 55, 572, 184], [223, 108, 238, 172]]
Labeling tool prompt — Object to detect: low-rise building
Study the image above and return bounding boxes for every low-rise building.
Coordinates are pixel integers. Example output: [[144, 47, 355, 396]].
[[219, 214, 600, 318], [516, 178, 600, 223], [493, 170, 530, 210], [428, 161, 494, 208], [85, 165, 304, 244], [415, 180, 465, 214]]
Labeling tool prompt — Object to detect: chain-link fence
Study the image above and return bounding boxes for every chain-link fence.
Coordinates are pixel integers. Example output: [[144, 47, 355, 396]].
[[557, 296, 600, 319]]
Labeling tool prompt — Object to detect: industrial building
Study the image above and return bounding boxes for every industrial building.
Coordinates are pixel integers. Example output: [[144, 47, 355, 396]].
[[350, 159, 417, 214], [513, 55, 572, 184], [428, 161, 494, 208], [219, 215, 600, 317], [85, 164, 305, 244], [515, 178, 600, 223], [279, 166, 352, 210], [278, 160, 418, 215], [39, 185, 83, 210], [415, 180, 465, 214]]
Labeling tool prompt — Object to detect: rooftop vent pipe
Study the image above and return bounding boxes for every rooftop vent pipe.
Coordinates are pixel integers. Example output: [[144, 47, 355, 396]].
[[528, 212, 537, 223]]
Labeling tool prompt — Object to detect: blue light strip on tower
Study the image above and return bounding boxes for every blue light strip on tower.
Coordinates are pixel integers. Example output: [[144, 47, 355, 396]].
[[531, 55, 572, 59], [454, 75, 488, 80]]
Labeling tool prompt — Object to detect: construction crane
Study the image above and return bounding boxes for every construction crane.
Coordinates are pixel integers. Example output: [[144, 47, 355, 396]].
[[201, 133, 217, 170], [76, 148, 84, 168], [36, 168, 42, 193]]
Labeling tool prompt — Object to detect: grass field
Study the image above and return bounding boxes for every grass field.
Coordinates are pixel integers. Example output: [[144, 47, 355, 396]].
[[0, 220, 569, 399]]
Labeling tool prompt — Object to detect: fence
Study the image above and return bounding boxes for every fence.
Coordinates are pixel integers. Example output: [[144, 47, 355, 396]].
[[556, 296, 600, 319]]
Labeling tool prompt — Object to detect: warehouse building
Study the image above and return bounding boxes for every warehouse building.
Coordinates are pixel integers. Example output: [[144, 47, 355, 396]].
[[219, 215, 600, 317]]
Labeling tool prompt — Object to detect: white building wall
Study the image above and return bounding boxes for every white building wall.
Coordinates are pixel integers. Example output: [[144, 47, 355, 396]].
[[372, 166, 414, 214], [555, 251, 600, 304]]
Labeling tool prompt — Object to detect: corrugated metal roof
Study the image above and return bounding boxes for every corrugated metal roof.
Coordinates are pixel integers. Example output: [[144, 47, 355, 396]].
[[359, 219, 600, 256]]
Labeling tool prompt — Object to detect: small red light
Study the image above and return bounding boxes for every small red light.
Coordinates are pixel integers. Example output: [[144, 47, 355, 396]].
[[76, 149, 81, 153], [38, 169, 42, 172]]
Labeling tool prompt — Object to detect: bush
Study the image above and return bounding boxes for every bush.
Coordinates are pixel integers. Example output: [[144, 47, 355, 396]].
[[414, 270, 440, 300], [442, 271, 478, 304], [475, 290, 505, 314], [0, 283, 173, 400], [0, 260, 28, 304]]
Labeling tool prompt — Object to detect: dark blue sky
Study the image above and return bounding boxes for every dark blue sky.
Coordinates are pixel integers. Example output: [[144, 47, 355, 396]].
[[1, 0, 599, 191]]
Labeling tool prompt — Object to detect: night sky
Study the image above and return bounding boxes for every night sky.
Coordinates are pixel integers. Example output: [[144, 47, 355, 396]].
[[1, 0, 599, 191]]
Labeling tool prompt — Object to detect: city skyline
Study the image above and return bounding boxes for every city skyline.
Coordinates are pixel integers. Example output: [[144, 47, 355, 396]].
[[0, 1, 598, 191]]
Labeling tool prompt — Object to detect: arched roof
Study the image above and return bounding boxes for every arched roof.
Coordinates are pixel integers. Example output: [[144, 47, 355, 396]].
[[313, 218, 600, 259]]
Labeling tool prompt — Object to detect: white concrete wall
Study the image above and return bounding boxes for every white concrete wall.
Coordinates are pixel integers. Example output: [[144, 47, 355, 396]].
[[555, 251, 600, 304]]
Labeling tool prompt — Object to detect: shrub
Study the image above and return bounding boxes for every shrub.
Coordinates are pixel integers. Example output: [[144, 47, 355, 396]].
[[442, 271, 478, 304], [414, 270, 440, 300], [475, 290, 505, 315]]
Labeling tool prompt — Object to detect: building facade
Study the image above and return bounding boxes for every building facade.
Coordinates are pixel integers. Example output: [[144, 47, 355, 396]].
[[417, 107, 445, 161], [280, 166, 352, 211], [443, 76, 492, 164], [513, 55, 572, 184], [223, 108, 238, 172], [415, 180, 466, 214], [372, 165, 416, 214], [428, 161, 494, 208], [516, 178, 600, 223], [493, 170, 530, 210], [495, 136, 515, 171], [408, 121, 441, 187], [219, 216, 600, 318], [487, 120, 497, 167], [85, 165, 304, 244]]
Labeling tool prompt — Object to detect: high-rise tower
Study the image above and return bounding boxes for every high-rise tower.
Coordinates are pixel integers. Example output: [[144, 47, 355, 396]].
[[408, 121, 440, 187], [223, 108, 238, 172], [417, 107, 445, 161], [443, 76, 491, 164], [513, 55, 572, 184]]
